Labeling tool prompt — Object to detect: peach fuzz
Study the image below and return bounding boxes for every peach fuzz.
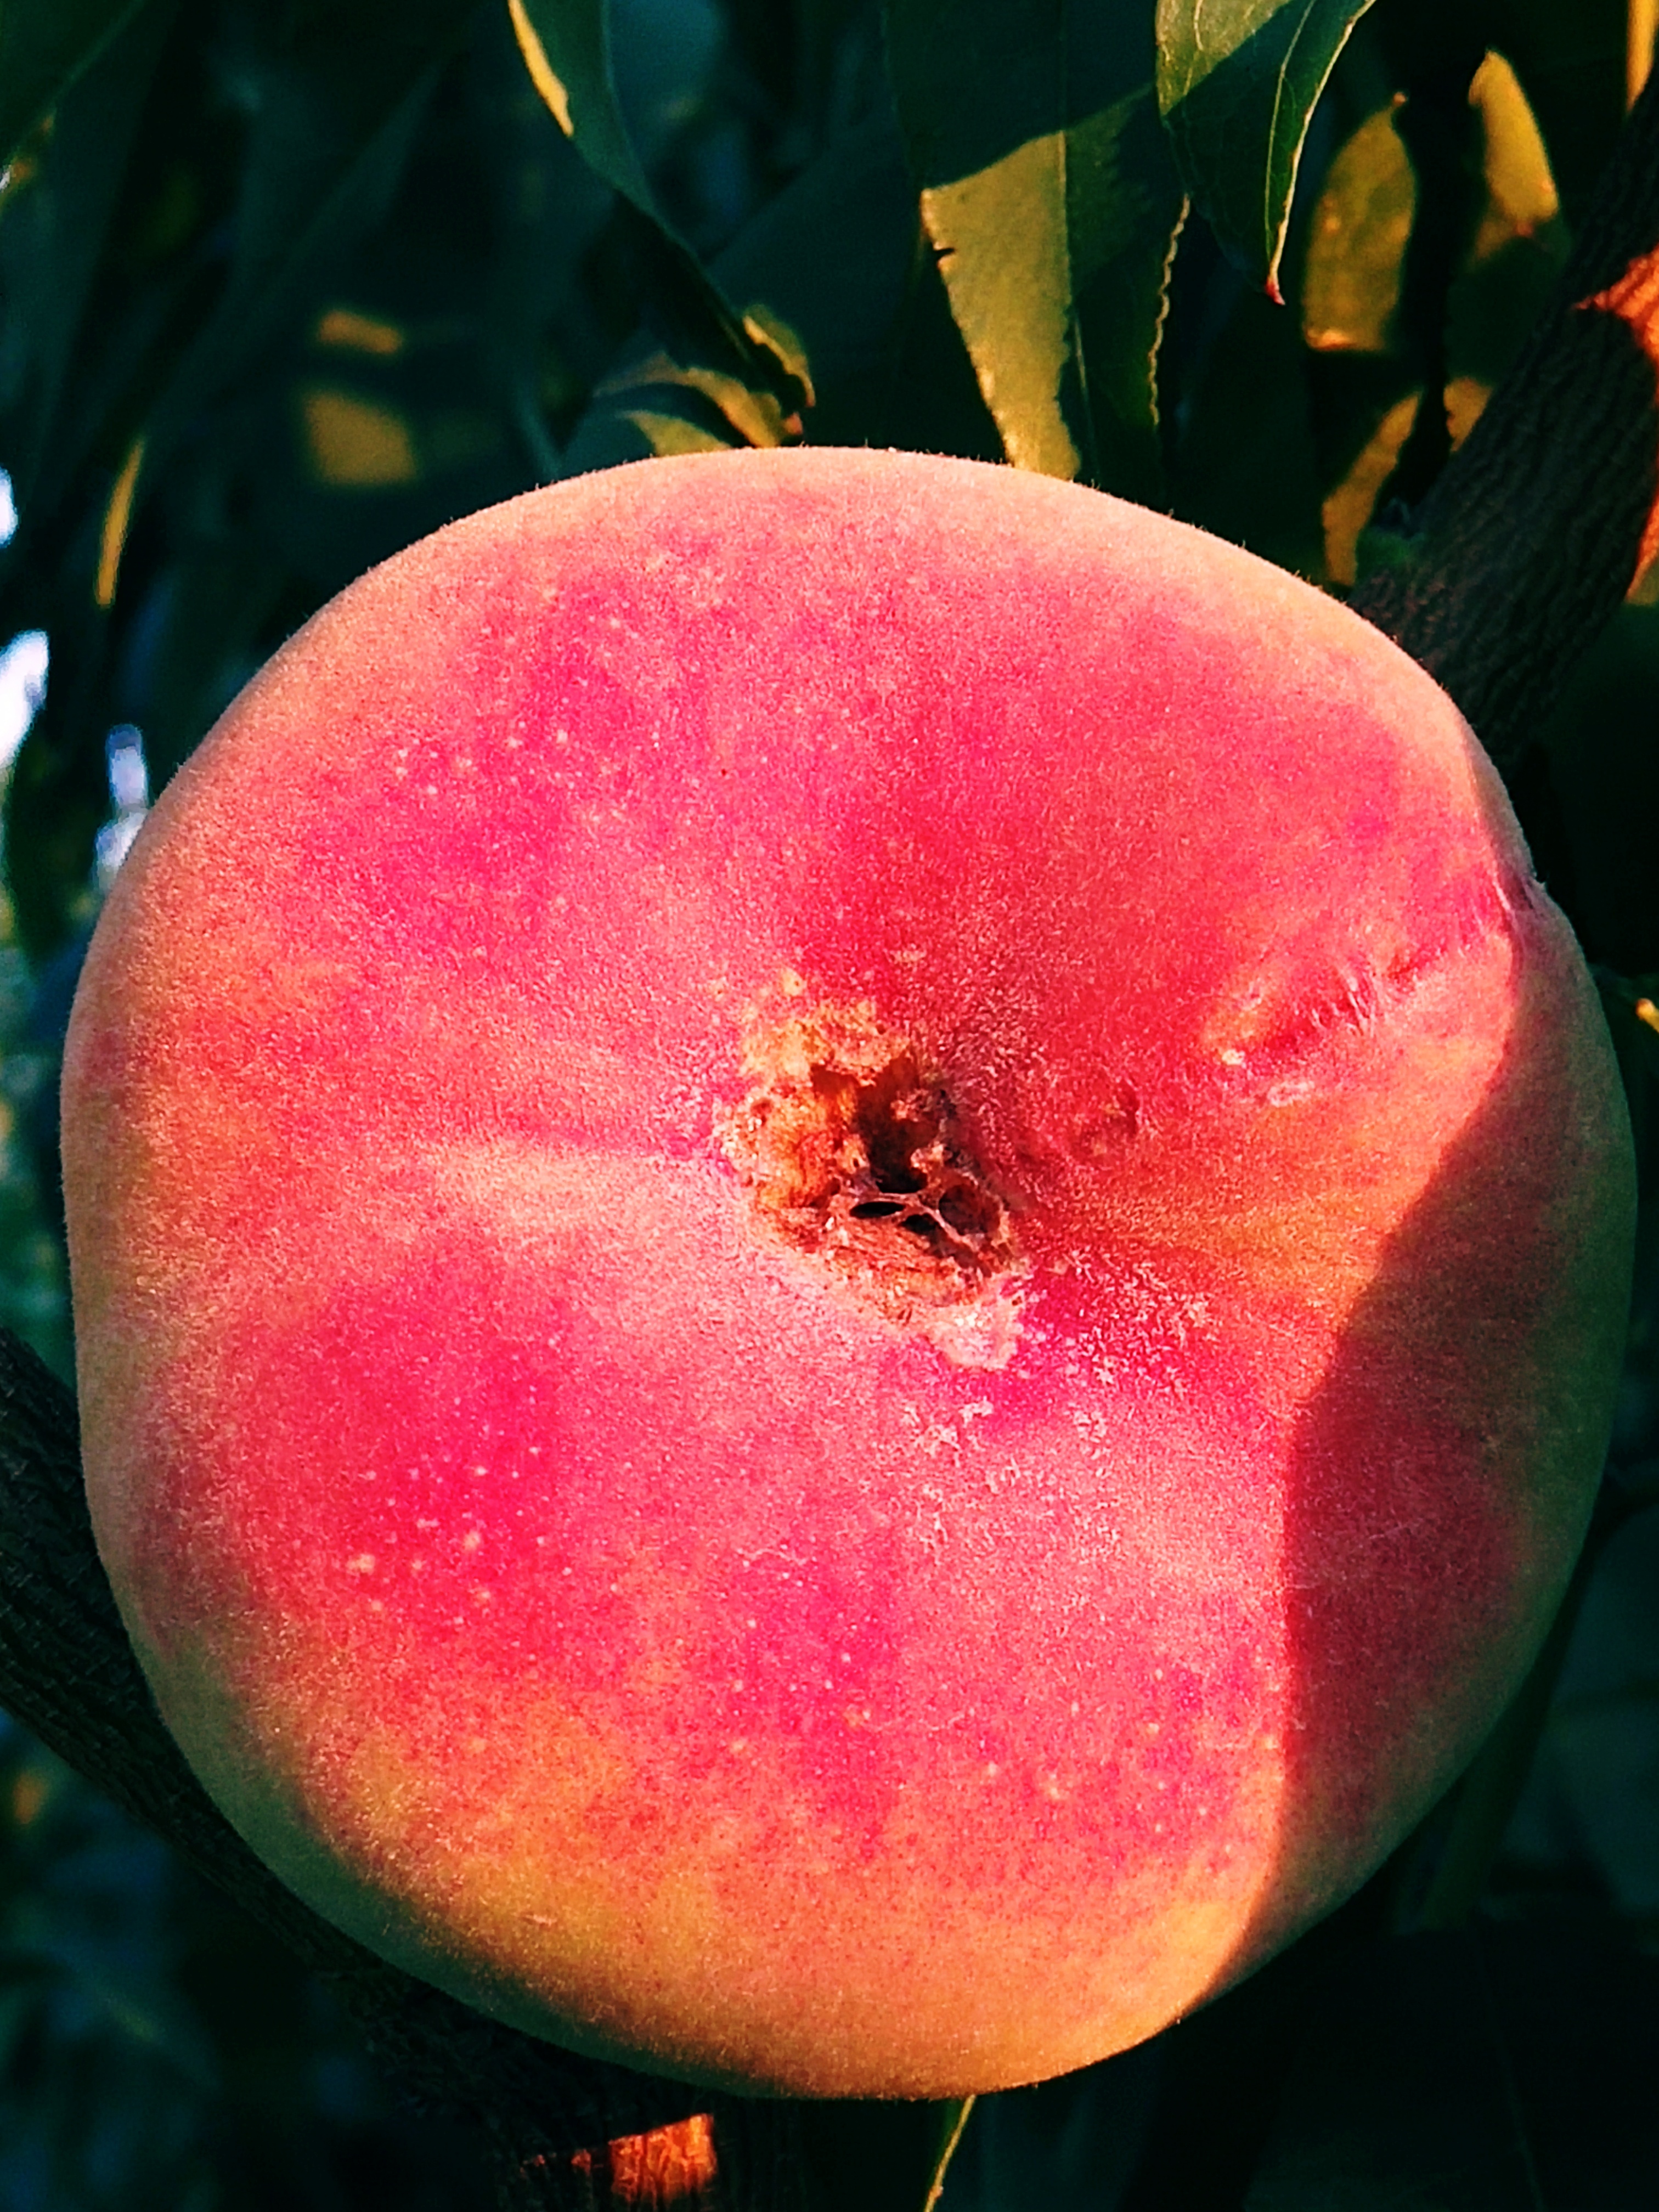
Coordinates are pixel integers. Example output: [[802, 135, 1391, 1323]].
[[63, 447, 1633, 2099]]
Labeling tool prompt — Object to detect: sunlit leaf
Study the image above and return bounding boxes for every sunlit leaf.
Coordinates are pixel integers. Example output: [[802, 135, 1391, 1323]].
[[299, 386, 420, 487], [886, 0, 1185, 501], [312, 305, 407, 357], [1472, 49, 1559, 244], [594, 349, 802, 448], [1302, 105, 1414, 355], [0, 0, 152, 166], [1155, 0, 1378, 296], [510, 1, 806, 456], [1448, 52, 1570, 387], [1323, 388, 1418, 582], [1307, 53, 1568, 584]]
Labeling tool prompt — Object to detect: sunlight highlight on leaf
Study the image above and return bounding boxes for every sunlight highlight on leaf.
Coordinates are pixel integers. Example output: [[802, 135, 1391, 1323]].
[[617, 409, 731, 456], [1302, 104, 1413, 354], [301, 388, 419, 487], [314, 306, 406, 357], [1471, 50, 1559, 250], [1630, 0, 1657, 108], [1309, 55, 1564, 582], [597, 350, 803, 445], [922, 136, 1081, 478], [886, 3, 1184, 499], [94, 434, 144, 608], [1322, 390, 1417, 583]]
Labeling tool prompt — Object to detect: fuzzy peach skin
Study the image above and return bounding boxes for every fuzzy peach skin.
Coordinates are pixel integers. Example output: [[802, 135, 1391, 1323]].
[[63, 448, 1634, 2099]]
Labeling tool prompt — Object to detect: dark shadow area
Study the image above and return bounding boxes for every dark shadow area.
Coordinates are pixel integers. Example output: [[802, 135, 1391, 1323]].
[[1249, 861, 1631, 2000]]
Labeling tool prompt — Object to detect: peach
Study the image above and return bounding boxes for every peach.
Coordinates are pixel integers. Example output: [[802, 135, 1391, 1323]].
[[61, 448, 1634, 2098]]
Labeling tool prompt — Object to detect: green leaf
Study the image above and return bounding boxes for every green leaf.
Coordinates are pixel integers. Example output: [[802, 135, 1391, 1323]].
[[560, 109, 1003, 477], [1492, 0, 1627, 227], [1301, 103, 1414, 356], [0, 0, 177, 515], [1172, 278, 1324, 576], [128, 0, 486, 521], [507, 0, 659, 219], [508, 1, 800, 441], [127, 547, 291, 787], [207, 0, 483, 368], [0, 0, 153, 167], [885, 0, 1186, 501], [1155, 0, 1378, 297]]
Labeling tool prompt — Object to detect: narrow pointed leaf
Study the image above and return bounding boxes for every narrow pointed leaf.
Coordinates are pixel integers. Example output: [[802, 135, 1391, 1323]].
[[509, 1, 805, 445], [128, 0, 484, 514], [0, 0, 152, 166], [885, 0, 1185, 501], [209, 0, 483, 355], [558, 109, 1003, 477], [0, 0, 177, 515], [507, 0, 659, 218], [1155, 0, 1377, 297]]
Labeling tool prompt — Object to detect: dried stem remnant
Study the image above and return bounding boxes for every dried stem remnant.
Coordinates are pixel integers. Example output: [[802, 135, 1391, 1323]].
[[719, 1001, 1018, 1327]]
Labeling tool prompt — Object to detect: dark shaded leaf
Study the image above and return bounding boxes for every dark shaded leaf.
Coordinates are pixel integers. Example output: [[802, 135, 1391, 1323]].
[[0, 0, 178, 518], [110, 0, 486, 556], [1172, 277, 1324, 573], [114, 546, 287, 786], [793, 2100, 976, 2212], [560, 108, 1003, 475], [885, 0, 1185, 499], [1156, 0, 1377, 296], [1247, 1928, 1659, 2210], [0, 0, 153, 166], [938, 2046, 1163, 2209], [508, 0, 659, 219], [174, 1, 482, 402], [2, 5, 487, 958], [1492, 0, 1628, 227], [509, 0, 802, 437], [1519, 604, 1659, 975]]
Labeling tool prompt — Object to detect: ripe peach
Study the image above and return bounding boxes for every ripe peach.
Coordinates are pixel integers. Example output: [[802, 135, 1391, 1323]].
[[63, 448, 1633, 2098]]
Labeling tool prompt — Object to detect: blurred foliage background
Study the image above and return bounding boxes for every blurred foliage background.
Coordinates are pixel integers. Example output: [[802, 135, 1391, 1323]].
[[0, 0, 1656, 2204]]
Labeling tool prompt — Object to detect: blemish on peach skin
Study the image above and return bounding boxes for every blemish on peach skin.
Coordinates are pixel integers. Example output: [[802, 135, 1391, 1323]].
[[65, 445, 1634, 2097]]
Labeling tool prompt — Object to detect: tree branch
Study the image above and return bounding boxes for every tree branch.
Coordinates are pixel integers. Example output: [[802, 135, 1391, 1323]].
[[1350, 60, 1659, 769]]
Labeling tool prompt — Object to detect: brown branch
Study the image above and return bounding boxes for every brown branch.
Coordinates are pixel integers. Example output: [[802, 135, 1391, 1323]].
[[1349, 59, 1659, 769]]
